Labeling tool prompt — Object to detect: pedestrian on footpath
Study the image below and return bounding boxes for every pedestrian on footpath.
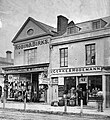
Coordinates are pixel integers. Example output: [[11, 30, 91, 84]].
[[96, 91, 104, 112], [76, 87, 83, 106]]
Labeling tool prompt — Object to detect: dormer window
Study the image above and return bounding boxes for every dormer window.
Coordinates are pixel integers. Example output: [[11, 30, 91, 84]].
[[67, 26, 81, 34], [92, 19, 107, 30]]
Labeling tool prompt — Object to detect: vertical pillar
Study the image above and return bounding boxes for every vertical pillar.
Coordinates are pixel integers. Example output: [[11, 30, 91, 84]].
[[31, 73, 32, 102], [76, 76, 79, 105], [102, 75, 106, 108], [76, 76, 79, 87]]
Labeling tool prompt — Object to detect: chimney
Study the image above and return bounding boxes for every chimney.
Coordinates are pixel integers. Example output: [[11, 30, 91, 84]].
[[57, 15, 68, 35], [6, 50, 12, 63]]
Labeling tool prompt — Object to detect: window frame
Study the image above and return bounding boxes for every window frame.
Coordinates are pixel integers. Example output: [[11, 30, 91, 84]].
[[92, 20, 101, 30], [24, 47, 37, 65], [85, 44, 95, 65], [60, 47, 68, 67]]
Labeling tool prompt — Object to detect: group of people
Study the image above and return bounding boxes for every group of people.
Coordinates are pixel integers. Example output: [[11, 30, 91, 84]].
[[65, 86, 104, 112]]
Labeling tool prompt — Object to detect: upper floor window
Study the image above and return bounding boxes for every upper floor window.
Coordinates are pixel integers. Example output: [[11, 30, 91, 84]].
[[85, 44, 95, 65], [60, 48, 68, 67], [92, 19, 107, 30], [24, 47, 37, 65], [67, 26, 81, 34], [92, 20, 100, 30]]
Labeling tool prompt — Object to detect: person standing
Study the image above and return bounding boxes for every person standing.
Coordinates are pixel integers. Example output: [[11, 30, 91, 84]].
[[77, 87, 83, 106], [96, 91, 104, 112]]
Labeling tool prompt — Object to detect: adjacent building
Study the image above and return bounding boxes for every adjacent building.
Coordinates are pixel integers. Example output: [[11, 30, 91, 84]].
[[0, 51, 13, 97], [50, 15, 110, 108]]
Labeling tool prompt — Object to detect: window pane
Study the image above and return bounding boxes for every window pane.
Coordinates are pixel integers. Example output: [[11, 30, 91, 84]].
[[60, 48, 68, 67], [24, 48, 37, 65], [93, 21, 100, 30], [86, 44, 95, 65]]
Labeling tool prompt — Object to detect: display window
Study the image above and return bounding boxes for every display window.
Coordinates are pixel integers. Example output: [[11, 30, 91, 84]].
[[64, 77, 76, 98], [8, 74, 31, 101], [88, 76, 102, 100]]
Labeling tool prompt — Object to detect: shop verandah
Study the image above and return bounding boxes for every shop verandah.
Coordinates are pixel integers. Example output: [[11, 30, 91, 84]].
[[2, 63, 49, 103]]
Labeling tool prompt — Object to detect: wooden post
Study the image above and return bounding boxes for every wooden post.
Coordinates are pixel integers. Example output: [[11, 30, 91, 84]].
[[3, 92, 5, 109], [24, 91, 26, 111], [63, 94, 67, 112], [80, 99, 83, 116], [64, 98, 67, 112]]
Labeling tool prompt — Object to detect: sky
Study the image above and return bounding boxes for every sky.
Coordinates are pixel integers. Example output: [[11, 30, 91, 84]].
[[0, 0, 109, 58]]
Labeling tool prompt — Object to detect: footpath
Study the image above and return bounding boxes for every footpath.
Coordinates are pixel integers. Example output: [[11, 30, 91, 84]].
[[0, 101, 110, 117]]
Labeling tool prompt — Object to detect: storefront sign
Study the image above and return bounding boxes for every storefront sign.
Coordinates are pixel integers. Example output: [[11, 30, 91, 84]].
[[58, 77, 64, 85], [51, 66, 102, 75], [15, 39, 49, 50], [52, 78, 58, 85], [6, 67, 48, 74], [39, 78, 50, 84], [79, 77, 87, 83]]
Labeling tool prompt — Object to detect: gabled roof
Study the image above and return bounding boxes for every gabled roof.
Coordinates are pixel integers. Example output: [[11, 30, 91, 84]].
[[12, 17, 57, 43]]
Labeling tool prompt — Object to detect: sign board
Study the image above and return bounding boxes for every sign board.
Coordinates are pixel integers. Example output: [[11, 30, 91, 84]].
[[51, 66, 102, 75], [58, 77, 64, 85], [39, 78, 50, 85], [79, 77, 87, 83]]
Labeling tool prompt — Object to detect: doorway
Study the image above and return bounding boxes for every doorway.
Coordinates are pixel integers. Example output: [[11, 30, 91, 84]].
[[32, 73, 39, 102], [79, 83, 87, 105]]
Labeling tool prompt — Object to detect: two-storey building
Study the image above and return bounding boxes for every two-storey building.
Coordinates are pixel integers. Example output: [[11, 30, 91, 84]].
[[50, 16, 110, 108], [2, 17, 57, 103]]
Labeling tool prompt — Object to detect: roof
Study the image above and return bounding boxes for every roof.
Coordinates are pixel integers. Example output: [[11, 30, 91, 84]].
[[12, 17, 57, 43], [0, 57, 13, 65]]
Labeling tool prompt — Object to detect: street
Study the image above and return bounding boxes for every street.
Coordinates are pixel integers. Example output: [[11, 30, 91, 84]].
[[0, 109, 109, 120]]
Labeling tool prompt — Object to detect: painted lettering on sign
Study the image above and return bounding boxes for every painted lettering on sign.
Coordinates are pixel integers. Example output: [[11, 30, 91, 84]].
[[51, 66, 102, 74], [6, 67, 48, 74], [15, 39, 49, 50]]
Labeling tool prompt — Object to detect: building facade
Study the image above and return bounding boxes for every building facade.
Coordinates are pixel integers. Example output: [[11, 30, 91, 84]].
[[50, 16, 110, 108], [2, 17, 57, 103]]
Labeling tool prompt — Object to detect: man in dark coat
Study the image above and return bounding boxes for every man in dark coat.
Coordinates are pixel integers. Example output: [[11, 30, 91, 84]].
[[77, 88, 83, 106], [96, 91, 104, 112]]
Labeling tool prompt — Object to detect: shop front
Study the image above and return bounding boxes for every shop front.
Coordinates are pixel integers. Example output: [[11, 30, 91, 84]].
[[51, 66, 107, 107], [2, 63, 49, 103]]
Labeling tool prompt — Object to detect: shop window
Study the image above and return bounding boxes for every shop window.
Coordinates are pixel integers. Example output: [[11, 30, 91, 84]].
[[64, 77, 76, 94], [88, 76, 102, 100], [85, 44, 95, 65], [60, 48, 68, 67], [24, 47, 37, 65]]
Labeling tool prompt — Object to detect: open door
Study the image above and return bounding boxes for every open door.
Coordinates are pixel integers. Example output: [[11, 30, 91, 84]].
[[79, 83, 87, 105]]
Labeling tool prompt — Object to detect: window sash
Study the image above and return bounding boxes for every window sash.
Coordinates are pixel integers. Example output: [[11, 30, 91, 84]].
[[86, 44, 95, 65], [24, 48, 37, 65], [93, 20, 101, 30], [60, 48, 68, 67]]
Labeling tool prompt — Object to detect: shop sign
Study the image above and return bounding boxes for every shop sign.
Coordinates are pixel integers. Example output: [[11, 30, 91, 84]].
[[51, 66, 102, 74], [39, 78, 50, 85], [52, 78, 58, 85], [6, 67, 48, 74], [15, 39, 49, 50], [58, 77, 64, 85], [79, 77, 87, 83]]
